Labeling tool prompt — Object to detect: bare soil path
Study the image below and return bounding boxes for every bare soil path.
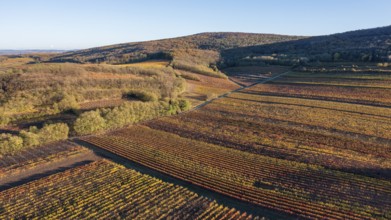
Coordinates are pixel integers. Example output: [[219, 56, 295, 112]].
[[193, 71, 291, 110]]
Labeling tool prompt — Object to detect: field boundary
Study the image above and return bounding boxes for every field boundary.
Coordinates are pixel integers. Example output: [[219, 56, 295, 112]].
[[73, 138, 297, 219], [192, 71, 291, 110], [0, 151, 101, 191]]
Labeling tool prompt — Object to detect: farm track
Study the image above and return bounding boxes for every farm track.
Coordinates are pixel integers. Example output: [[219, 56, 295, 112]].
[[192, 71, 291, 110]]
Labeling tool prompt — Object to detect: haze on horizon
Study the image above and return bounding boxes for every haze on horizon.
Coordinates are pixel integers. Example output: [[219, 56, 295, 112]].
[[1, 0, 390, 50]]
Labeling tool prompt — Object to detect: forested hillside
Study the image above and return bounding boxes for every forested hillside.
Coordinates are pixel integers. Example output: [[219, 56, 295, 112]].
[[222, 25, 391, 66]]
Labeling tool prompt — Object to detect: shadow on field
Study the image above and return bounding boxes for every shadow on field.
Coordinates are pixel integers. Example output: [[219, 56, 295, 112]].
[[0, 129, 19, 135], [343, 168, 391, 180]]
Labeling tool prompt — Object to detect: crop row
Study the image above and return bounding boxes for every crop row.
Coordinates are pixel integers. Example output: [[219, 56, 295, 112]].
[[273, 76, 391, 89], [0, 141, 86, 174], [82, 126, 391, 220], [0, 160, 256, 219], [245, 83, 391, 107], [229, 92, 391, 118], [284, 72, 391, 80], [210, 96, 391, 140], [145, 104, 391, 179]]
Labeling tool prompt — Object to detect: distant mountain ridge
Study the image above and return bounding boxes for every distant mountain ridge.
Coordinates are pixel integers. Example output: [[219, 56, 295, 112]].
[[48, 25, 391, 66], [222, 25, 391, 65], [0, 50, 66, 55], [49, 32, 305, 63]]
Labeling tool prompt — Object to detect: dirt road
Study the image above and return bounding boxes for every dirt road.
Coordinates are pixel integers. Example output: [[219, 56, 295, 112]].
[[193, 71, 290, 110]]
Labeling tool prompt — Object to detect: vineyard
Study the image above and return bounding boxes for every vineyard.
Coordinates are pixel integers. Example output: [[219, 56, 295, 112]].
[[145, 72, 391, 179], [80, 70, 391, 219], [81, 126, 391, 220], [0, 159, 258, 219], [0, 141, 87, 177], [245, 72, 391, 107], [2, 21, 391, 219]]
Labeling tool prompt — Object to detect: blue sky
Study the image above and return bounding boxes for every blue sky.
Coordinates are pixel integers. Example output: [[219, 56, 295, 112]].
[[0, 0, 390, 50]]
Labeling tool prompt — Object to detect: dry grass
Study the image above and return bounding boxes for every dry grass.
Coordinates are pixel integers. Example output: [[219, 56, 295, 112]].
[[114, 60, 169, 68], [79, 99, 127, 110], [180, 71, 239, 105], [0, 57, 34, 67], [85, 72, 143, 79]]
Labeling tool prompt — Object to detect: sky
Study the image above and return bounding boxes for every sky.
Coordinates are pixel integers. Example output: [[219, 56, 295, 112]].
[[0, 0, 390, 50]]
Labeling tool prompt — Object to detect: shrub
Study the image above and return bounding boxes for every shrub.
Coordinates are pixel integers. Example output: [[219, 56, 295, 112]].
[[103, 107, 134, 129], [56, 94, 80, 111], [73, 98, 191, 135], [180, 72, 201, 81], [38, 123, 69, 143], [0, 134, 24, 155], [178, 99, 191, 111], [6, 135, 24, 152], [74, 110, 106, 135], [0, 123, 70, 156], [0, 115, 10, 126], [125, 90, 158, 102], [19, 123, 69, 147], [164, 99, 191, 115], [19, 130, 40, 147]]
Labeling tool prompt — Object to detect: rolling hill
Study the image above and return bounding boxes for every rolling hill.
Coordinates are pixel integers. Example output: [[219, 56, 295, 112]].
[[49, 26, 391, 68], [48, 32, 305, 64], [0, 50, 65, 55], [222, 25, 391, 66]]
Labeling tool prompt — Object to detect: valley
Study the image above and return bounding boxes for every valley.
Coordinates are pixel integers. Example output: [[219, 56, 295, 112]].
[[1, 26, 391, 219]]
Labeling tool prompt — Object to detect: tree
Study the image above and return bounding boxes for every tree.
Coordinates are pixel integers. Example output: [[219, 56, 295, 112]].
[[125, 90, 158, 102], [19, 130, 40, 147], [0, 115, 10, 126], [333, 52, 341, 61], [57, 94, 80, 111], [38, 123, 69, 143], [0, 134, 24, 155], [104, 107, 134, 129], [74, 111, 106, 135], [178, 99, 191, 111]]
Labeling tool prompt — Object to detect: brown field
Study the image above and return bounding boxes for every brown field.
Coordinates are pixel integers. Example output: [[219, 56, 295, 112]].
[[181, 71, 240, 106], [114, 59, 169, 68]]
